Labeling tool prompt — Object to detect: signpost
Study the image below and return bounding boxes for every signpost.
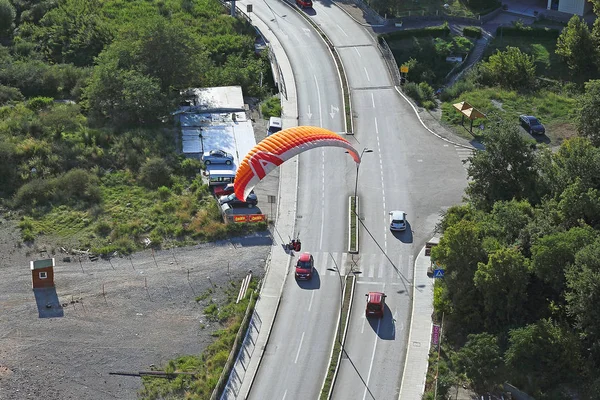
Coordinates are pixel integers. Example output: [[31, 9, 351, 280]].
[[431, 324, 440, 345], [433, 269, 444, 278]]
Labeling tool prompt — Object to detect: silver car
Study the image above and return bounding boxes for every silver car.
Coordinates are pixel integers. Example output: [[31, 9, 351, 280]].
[[202, 150, 234, 165], [389, 210, 407, 231]]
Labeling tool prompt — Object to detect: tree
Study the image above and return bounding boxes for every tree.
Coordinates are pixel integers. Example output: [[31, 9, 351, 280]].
[[566, 239, 600, 361], [558, 178, 600, 228], [83, 53, 166, 126], [431, 219, 488, 336], [139, 157, 172, 189], [556, 15, 598, 80], [474, 246, 530, 329], [576, 80, 600, 146], [0, 0, 16, 39], [456, 333, 503, 392], [505, 319, 582, 396], [465, 120, 539, 211], [485, 199, 534, 247], [531, 226, 596, 294], [34, 0, 112, 66], [479, 46, 536, 90]]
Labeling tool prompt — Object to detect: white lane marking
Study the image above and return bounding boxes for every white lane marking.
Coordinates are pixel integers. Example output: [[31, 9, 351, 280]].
[[337, 24, 349, 36], [363, 317, 381, 400], [374, 117, 378, 134], [313, 75, 323, 127], [371, 92, 375, 108], [294, 332, 305, 364], [356, 281, 403, 285], [364, 67, 370, 81], [282, 390, 288, 400], [361, 313, 367, 333], [308, 290, 315, 312], [355, 47, 362, 57]]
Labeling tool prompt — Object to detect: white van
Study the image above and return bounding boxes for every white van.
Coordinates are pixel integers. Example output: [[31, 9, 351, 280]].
[[208, 169, 235, 186], [267, 117, 283, 136]]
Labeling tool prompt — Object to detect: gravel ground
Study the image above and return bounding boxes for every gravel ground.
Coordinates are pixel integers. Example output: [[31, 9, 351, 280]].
[[0, 218, 272, 400], [0, 99, 277, 400]]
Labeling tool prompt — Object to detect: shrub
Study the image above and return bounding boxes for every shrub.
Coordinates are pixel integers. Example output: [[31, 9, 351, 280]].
[[26, 96, 54, 111], [381, 22, 451, 41], [157, 185, 171, 200], [13, 178, 56, 209], [403, 81, 437, 109], [439, 79, 477, 102], [261, 96, 282, 118], [139, 157, 172, 189], [95, 220, 112, 237], [179, 157, 203, 178], [0, 85, 24, 105], [463, 26, 482, 39]]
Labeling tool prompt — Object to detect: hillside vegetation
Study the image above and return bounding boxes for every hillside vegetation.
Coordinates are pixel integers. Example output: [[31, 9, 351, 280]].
[[0, 0, 273, 253]]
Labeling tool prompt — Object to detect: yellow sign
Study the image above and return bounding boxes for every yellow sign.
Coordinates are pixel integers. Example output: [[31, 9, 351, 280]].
[[400, 65, 409, 73]]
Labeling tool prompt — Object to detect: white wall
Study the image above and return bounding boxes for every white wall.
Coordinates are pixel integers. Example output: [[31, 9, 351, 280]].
[[557, 0, 586, 16]]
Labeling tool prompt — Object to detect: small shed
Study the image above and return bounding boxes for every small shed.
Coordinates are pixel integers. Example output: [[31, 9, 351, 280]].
[[31, 258, 55, 289], [453, 101, 486, 133]]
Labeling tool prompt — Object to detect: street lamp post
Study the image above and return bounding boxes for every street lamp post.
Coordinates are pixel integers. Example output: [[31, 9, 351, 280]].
[[348, 147, 373, 209]]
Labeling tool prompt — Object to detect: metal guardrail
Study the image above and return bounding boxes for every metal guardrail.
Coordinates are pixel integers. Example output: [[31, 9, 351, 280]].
[[210, 290, 256, 400], [377, 37, 402, 87]]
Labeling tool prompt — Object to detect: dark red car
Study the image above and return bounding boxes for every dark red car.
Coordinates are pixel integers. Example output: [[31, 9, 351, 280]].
[[296, 0, 312, 8], [213, 183, 235, 198], [295, 252, 314, 280], [365, 292, 386, 318]]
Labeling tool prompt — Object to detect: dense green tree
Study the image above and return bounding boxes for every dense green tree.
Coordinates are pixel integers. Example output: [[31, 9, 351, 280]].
[[566, 239, 600, 361], [505, 319, 582, 396], [558, 178, 600, 228], [0, 84, 23, 104], [474, 246, 530, 329], [431, 219, 488, 335], [484, 199, 534, 247], [34, 0, 112, 66], [556, 15, 598, 80], [106, 17, 209, 92], [552, 138, 600, 194], [576, 80, 600, 146], [531, 226, 596, 293], [0, 0, 16, 39], [479, 46, 536, 90], [455, 333, 503, 392], [83, 54, 166, 126], [465, 121, 539, 210]]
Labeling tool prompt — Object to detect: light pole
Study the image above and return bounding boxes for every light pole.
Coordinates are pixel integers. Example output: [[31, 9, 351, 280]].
[[347, 148, 373, 211]]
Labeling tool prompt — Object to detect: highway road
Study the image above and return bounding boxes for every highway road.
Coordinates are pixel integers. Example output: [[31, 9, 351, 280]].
[[242, 0, 357, 398], [242, 0, 470, 398]]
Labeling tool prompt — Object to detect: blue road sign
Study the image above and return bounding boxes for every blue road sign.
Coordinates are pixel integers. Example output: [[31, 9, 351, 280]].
[[433, 269, 445, 278]]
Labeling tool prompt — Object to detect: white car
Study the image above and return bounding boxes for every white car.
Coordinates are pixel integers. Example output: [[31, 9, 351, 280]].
[[389, 211, 407, 231]]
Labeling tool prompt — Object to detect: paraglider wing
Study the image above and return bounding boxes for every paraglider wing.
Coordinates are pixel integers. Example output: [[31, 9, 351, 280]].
[[234, 126, 361, 201]]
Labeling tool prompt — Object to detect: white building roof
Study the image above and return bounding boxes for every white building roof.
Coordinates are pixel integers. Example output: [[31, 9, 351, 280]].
[[180, 86, 245, 113]]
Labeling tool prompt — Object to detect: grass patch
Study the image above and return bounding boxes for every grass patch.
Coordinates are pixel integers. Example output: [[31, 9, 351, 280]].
[[440, 87, 577, 145], [349, 196, 357, 253], [320, 275, 353, 399], [139, 279, 258, 400], [485, 33, 570, 81]]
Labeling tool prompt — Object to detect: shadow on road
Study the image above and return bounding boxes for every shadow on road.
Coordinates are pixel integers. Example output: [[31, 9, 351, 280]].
[[391, 223, 413, 243], [33, 288, 64, 318], [367, 304, 395, 340], [296, 269, 321, 290]]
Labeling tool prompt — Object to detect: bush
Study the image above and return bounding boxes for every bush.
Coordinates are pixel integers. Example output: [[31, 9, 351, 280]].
[[95, 221, 112, 237], [26, 96, 54, 111], [139, 157, 172, 189], [403, 81, 437, 109], [496, 25, 560, 39], [13, 178, 55, 209], [439, 78, 477, 102], [261, 96, 281, 118], [157, 185, 171, 200], [0, 85, 24, 105], [463, 26, 482, 39]]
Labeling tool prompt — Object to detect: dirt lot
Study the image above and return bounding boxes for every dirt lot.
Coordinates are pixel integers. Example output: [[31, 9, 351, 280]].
[[0, 216, 273, 400]]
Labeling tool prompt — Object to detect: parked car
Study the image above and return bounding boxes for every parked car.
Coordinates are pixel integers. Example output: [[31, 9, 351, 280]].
[[389, 210, 407, 231], [365, 292, 386, 318], [296, 0, 312, 8], [219, 193, 258, 208], [213, 183, 235, 197], [295, 252, 314, 280], [519, 115, 546, 135], [202, 149, 234, 165]]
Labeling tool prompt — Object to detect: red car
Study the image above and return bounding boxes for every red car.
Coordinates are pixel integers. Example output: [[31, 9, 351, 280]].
[[213, 183, 235, 198], [296, 0, 312, 8], [365, 292, 386, 318], [295, 252, 314, 280]]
